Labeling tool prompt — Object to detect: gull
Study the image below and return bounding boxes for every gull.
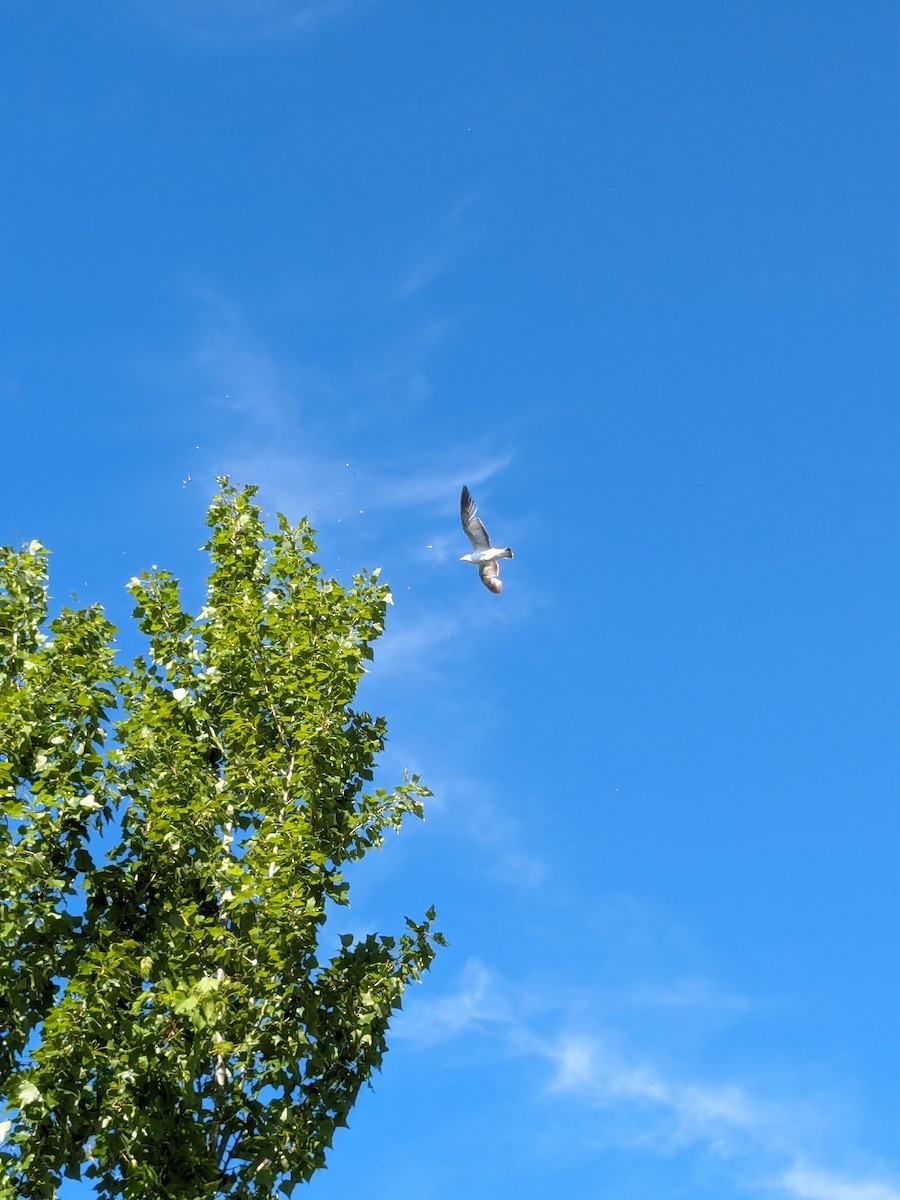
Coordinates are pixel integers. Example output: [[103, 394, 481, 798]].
[[460, 485, 514, 594]]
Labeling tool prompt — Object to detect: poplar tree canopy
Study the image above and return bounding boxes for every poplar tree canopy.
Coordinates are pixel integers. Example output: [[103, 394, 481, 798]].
[[0, 479, 443, 1200]]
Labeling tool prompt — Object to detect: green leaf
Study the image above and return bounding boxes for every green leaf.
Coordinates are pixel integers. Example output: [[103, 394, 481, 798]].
[[0, 480, 443, 1198], [16, 1082, 41, 1108]]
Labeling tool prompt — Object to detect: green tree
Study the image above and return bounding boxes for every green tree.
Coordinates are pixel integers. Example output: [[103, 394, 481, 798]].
[[0, 480, 443, 1199]]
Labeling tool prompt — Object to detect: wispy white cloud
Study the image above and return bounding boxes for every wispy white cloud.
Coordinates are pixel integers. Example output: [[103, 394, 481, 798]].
[[373, 453, 514, 511], [177, 283, 514, 534], [618, 977, 756, 1015], [137, 0, 374, 45], [398, 961, 900, 1200], [396, 960, 506, 1046], [353, 318, 455, 409], [372, 609, 464, 680], [392, 248, 460, 304], [545, 1030, 772, 1157], [440, 775, 548, 888], [189, 288, 310, 431], [779, 1165, 900, 1200], [389, 189, 486, 303], [172, 289, 358, 521]]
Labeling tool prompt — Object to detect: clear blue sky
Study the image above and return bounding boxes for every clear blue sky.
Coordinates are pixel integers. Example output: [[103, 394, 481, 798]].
[[3, 3, 900, 1197]]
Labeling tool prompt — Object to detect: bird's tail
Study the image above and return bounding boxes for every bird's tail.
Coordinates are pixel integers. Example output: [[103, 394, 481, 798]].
[[502, 547, 514, 559]]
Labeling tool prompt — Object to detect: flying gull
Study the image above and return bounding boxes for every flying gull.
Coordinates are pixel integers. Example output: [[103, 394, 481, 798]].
[[460, 485, 514, 594]]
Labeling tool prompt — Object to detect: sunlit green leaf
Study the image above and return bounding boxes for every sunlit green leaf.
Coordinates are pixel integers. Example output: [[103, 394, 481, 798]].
[[0, 479, 442, 1200]]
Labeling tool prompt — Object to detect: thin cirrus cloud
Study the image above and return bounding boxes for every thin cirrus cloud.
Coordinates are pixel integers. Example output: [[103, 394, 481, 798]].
[[396, 960, 900, 1200], [216, 446, 515, 547], [135, 0, 373, 44], [179, 286, 515, 535], [368, 608, 466, 681], [546, 1032, 777, 1153], [389, 189, 486, 305], [779, 1166, 900, 1200], [616, 978, 756, 1015], [374, 455, 514, 511], [391, 247, 460, 305], [354, 317, 457, 408], [419, 769, 548, 887], [185, 283, 343, 433], [166, 283, 530, 738]]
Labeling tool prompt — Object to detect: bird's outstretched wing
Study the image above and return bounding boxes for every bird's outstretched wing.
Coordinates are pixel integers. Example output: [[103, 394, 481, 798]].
[[461, 485, 491, 550], [479, 560, 502, 594]]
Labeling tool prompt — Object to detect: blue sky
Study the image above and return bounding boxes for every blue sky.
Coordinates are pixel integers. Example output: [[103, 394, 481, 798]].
[[3, 2, 900, 1197]]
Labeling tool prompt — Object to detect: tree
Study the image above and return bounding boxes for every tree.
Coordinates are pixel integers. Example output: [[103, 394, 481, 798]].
[[0, 480, 443, 1199]]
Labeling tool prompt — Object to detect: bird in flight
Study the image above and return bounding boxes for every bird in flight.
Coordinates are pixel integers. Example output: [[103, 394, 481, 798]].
[[460, 485, 514, 594]]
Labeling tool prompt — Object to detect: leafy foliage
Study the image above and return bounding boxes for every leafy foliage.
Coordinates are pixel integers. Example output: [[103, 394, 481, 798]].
[[0, 480, 443, 1199]]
